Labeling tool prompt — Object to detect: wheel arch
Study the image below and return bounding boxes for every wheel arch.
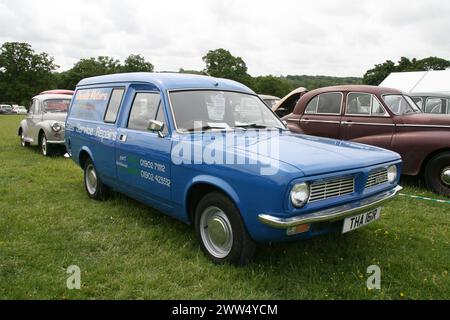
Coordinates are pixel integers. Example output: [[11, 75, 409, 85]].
[[78, 147, 95, 169], [185, 176, 241, 224], [420, 148, 450, 174]]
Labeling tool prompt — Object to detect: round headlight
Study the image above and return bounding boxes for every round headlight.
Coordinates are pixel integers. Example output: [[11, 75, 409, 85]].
[[51, 122, 62, 132], [290, 183, 310, 208], [387, 165, 397, 184]]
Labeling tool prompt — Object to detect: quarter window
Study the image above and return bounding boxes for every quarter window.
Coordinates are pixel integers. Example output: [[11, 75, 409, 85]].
[[304, 97, 318, 114], [412, 97, 423, 109], [346, 93, 386, 116], [128, 92, 161, 131], [104, 88, 125, 123], [155, 105, 168, 134]]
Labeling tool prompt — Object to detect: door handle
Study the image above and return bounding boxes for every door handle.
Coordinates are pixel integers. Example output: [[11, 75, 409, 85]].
[[119, 134, 127, 142], [342, 120, 353, 125]]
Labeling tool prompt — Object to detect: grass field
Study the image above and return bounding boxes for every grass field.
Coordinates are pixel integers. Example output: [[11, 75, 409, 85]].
[[0, 115, 448, 300]]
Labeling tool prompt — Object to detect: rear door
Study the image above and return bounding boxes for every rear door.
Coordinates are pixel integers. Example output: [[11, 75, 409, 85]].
[[299, 92, 343, 139], [340, 92, 394, 149], [115, 89, 172, 202]]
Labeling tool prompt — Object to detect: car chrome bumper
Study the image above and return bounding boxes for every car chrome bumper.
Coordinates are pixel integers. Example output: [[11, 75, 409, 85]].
[[46, 140, 66, 144], [258, 185, 403, 229]]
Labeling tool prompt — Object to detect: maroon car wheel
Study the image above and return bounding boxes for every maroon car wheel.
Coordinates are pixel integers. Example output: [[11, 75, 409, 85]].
[[425, 152, 450, 197]]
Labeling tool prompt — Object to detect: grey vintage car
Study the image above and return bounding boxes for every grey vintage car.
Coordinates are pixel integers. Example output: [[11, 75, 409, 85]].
[[18, 93, 72, 156], [410, 92, 450, 114]]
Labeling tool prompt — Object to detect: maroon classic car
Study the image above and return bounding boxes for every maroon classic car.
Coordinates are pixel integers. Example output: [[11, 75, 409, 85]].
[[284, 85, 450, 196]]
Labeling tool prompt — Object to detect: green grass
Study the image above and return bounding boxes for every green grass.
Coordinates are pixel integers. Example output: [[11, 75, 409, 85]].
[[0, 115, 448, 300]]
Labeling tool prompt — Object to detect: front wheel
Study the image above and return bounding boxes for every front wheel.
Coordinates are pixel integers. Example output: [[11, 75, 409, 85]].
[[19, 131, 29, 147], [195, 192, 256, 265], [84, 158, 109, 201], [39, 133, 53, 156], [425, 152, 450, 197]]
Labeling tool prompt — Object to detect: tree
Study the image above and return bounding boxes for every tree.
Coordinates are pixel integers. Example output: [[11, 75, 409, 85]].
[[416, 56, 450, 71], [58, 55, 155, 89], [121, 54, 154, 73], [363, 56, 450, 85], [179, 68, 207, 75], [0, 42, 58, 105], [58, 56, 121, 89], [202, 48, 252, 87], [253, 76, 293, 97], [363, 60, 396, 86]]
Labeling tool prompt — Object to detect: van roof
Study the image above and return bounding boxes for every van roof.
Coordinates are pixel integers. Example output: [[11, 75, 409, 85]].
[[76, 72, 254, 94]]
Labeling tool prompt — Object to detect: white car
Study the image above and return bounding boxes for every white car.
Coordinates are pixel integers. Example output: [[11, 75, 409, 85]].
[[12, 105, 28, 114]]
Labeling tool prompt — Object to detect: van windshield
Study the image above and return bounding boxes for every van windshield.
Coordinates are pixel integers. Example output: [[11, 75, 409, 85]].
[[44, 99, 71, 113], [169, 90, 285, 132]]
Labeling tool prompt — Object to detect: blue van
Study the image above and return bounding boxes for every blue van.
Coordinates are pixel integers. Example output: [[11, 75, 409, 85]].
[[65, 73, 402, 265]]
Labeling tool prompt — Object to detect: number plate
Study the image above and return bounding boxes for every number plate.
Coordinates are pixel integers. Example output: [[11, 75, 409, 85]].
[[342, 208, 381, 234]]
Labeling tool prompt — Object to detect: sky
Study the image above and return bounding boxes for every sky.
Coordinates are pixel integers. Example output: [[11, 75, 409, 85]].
[[0, 0, 449, 77]]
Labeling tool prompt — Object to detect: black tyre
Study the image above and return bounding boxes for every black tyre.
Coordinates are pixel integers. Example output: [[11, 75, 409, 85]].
[[424, 152, 450, 197], [83, 158, 109, 201], [39, 133, 53, 156], [194, 192, 256, 265]]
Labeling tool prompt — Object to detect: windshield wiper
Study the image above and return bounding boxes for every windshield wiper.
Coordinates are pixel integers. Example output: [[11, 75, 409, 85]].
[[234, 123, 271, 129], [185, 125, 229, 132]]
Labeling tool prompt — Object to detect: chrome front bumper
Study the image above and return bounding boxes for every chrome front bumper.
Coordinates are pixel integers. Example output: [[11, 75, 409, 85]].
[[258, 185, 403, 229]]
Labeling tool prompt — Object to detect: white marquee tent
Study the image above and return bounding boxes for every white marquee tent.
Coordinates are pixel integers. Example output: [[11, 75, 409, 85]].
[[379, 70, 450, 94]]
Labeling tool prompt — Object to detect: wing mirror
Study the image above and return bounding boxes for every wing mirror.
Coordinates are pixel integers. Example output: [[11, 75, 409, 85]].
[[148, 120, 165, 138]]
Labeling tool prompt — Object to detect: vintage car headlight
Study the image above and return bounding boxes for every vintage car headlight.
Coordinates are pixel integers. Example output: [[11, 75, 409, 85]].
[[290, 183, 310, 208], [51, 122, 62, 132], [387, 165, 397, 184]]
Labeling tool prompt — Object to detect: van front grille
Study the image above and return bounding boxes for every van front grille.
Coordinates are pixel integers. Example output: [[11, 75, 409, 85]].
[[309, 177, 355, 202], [365, 168, 388, 189]]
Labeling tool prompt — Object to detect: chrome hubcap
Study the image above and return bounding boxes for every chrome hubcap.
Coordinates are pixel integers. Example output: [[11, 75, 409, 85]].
[[41, 136, 47, 155], [440, 167, 450, 186], [21, 134, 25, 147], [86, 164, 98, 195], [200, 206, 233, 258]]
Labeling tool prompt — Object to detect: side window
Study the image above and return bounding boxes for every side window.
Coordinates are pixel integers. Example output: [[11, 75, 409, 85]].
[[28, 100, 35, 115], [104, 88, 125, 123], [33, 100, 41, 114], [70, 88, 111, 121], [346, 93, 386, 116], [317, 93, 341, 114], [128, 92, 161, 131], [347, 93, 371, 115], [304, 96, 318, 114], [424, 97, 443, 114]]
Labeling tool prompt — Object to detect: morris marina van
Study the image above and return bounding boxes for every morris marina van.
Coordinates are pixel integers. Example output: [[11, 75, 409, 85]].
[[66, 73, 402, 265]]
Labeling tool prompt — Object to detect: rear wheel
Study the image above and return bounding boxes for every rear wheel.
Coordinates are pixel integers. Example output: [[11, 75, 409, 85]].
[[424, 152, 450, 197], [84, 158, 109, 200], [195, 192, 256, 265]]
